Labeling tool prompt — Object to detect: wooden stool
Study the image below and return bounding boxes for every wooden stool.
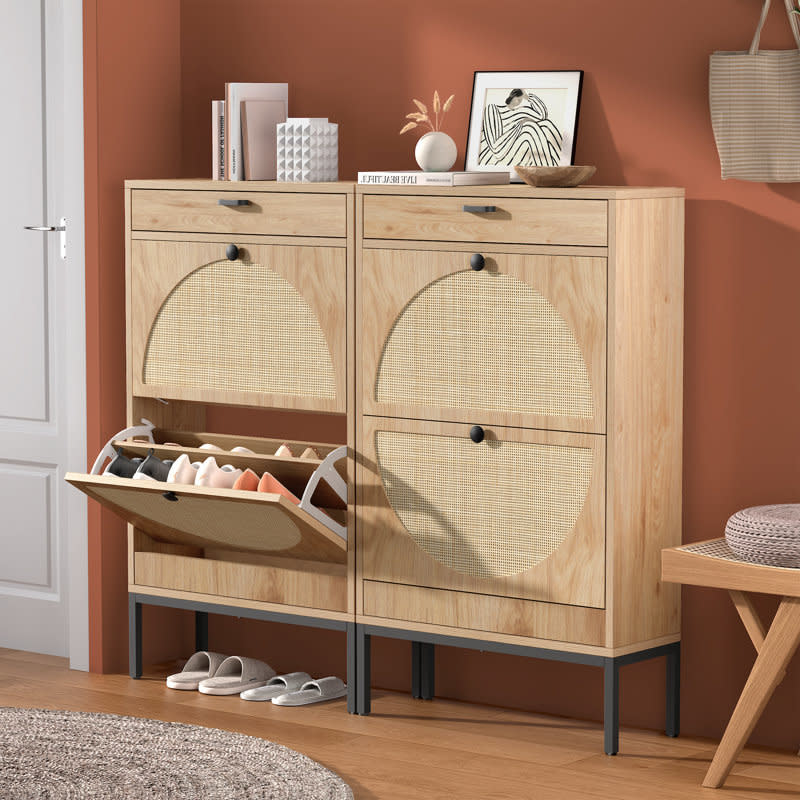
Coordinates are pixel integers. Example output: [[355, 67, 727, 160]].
[[662, 539, 800, 788]]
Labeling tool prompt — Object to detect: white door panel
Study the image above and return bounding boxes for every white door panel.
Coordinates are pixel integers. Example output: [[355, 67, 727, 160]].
[[0, 0, 87, 666]]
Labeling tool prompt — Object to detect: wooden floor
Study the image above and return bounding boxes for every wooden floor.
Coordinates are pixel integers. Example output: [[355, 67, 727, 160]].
[[1, 649, 799, 799]]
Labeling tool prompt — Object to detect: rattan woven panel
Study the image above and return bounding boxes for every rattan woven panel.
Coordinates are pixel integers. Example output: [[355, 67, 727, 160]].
[[375, 271, 593, 418], [143, 260, 336, 398], [92, 485, 302, 553], [375, 430, 593, 578]]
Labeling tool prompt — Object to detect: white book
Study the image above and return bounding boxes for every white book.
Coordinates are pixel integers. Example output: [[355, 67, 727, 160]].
[[225, 83, 288, 181], [358, 170, 510, 186], [211, 100, 225, 180]]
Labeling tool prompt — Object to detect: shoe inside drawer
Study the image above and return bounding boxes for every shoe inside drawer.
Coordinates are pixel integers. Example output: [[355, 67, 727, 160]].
[[65, 473, 346, 564]]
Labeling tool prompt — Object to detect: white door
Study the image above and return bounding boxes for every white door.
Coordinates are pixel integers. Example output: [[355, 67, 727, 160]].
[[0, 0, 87, 668]]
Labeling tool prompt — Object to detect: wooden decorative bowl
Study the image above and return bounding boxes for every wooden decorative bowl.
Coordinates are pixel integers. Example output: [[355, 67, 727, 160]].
[[514, 165, 596, 188]]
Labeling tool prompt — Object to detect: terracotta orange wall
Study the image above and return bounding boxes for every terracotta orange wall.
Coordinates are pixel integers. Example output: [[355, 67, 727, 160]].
[[85, 0, 800, 750], [83, 0, 192, 672]]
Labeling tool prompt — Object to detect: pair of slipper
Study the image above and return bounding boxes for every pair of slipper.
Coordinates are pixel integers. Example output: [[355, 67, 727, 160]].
[[166, 651, 347, 705]]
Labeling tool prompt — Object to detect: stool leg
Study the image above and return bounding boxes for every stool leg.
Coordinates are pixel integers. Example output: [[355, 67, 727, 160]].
[[195, 611, 209, 652], [604, 658, 619, 755], [128, 596, 142, 679], [356, 628, 371, 715], [666, 642, 680, 738], [704, 597, 800, 788]]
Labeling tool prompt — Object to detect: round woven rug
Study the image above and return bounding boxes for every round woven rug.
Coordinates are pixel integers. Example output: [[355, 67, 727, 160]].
[[0, 707, 353, 799]]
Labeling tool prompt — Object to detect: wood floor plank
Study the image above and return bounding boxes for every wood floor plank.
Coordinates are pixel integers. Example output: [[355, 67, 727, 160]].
[[0, 649, 798, 799]]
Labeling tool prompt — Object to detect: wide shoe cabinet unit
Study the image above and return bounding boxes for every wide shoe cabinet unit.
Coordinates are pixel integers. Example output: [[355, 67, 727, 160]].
[[68, 181, 684, 753], [354, 184, 684, 754], [67, 181, 358, 709]]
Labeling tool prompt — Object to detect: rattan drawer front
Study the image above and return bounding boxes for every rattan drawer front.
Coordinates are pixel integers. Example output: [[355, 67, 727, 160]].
[[357, 416, 605, 608], [131, 240, 345, 412], [362, 194, 607, 246], [131, 189, 347, 237], [360, 248, 606, 433], [65, 473, 347, 564]]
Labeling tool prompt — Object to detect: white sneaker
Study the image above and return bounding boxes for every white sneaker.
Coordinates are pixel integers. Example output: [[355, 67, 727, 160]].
[[274, 444, 293, 458], [195, 456, 242, 489], [231, 446, 255, 455], [167, 453, 201, 485]]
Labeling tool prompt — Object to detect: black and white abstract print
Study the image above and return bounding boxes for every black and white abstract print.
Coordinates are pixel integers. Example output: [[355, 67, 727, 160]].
[[479, 89, 563, 167]]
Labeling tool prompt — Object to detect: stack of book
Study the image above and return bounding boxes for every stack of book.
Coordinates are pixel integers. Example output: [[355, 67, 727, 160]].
[[357, 170, 509, 186], [212, 83, 288, 181]]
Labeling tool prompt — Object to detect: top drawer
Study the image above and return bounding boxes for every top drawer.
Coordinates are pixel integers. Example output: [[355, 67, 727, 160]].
[[362, 194, 607, 247], [131, 189, 348, 237]]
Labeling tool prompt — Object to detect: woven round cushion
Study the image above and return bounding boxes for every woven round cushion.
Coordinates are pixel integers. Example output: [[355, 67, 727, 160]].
[[725, 504, 800, 568]]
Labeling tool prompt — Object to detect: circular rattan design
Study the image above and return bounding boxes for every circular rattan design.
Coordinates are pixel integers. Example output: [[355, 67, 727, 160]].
[[725, 504, 800, 568], [376, 430, 593, 578], [0, 707, 353, 799], [375, 270, 594, 419], [144, 260, 336, 399]]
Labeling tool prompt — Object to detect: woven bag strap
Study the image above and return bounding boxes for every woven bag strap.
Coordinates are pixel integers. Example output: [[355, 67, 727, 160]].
[[749, 0, 800, 54]]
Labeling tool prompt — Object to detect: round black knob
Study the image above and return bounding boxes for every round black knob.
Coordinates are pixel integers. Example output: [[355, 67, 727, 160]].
[[469, 425, 485, 443], [226, 243, 239, 261], [470, 253, 485, 271]]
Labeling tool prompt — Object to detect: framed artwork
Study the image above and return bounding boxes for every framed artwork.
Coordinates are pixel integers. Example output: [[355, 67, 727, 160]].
[[465, 71, 584, 180]]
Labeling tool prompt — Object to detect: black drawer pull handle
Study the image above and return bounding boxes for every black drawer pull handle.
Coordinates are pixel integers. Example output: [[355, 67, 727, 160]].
[[463, 205, 497, 213], [162, 491, 179, 502], [469, 425, 485, 443], [470, 253, 485, 271], [226, 244, 239, 261], [218, 198, 251, 206]]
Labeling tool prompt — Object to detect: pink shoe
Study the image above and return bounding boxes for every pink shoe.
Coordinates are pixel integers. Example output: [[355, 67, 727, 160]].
[[258, 472, 300, 504]]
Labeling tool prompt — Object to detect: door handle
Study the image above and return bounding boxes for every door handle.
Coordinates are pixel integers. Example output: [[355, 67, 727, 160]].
[[462, 205, 497, 213], [218, 198, 251, 206], [24, 217, 67, 259]]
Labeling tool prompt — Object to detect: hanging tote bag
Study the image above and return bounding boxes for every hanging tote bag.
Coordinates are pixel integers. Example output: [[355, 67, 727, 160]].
[[710, 0, 800, 181]]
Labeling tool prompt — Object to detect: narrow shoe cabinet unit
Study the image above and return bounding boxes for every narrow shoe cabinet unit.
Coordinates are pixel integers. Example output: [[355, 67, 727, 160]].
[[66, 180, 359, 708], [68, 181, 684, 752]]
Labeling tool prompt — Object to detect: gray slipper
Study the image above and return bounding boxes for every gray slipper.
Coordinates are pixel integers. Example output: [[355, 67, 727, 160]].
[[166, 651, 228, 691], [271, 676, 347, 706], [240, 671, 312, 702], [198, 656, 275, 696]]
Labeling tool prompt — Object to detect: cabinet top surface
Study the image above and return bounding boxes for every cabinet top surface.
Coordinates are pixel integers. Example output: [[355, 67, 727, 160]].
[[125, 179, 684, 199]]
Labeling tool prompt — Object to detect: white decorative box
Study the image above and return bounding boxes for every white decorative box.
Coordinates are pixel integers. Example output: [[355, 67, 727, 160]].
[[276, 118, 339, 182]]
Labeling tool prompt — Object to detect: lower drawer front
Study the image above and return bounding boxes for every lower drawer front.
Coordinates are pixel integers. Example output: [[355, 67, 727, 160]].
[[358, 416, 606, 608], [135, 551, 347, 612], [362, 581, 605, 646]]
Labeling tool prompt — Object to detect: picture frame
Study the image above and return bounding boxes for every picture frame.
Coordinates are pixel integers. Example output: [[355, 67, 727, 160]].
[[465, 70, 584, 181]]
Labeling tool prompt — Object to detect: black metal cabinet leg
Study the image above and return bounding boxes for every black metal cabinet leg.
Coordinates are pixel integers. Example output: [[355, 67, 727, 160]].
[[666, 642, 680, 737], [420, 642, 435, 700], [195, 611, 209, 652], [604, 657, 620, 755], [356, 628, 371, 715], [347, 623, 357, 714], [412, 641, 422, 699], [128, 596, 142, 679]]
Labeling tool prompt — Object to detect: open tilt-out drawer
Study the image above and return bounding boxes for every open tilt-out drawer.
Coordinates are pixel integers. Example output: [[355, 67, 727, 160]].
[[66, 424, 349, 613]]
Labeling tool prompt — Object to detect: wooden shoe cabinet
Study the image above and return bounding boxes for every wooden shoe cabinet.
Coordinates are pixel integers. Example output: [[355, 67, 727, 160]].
[[67, 180, 684, 752], [66, 181, 358, 707], [354, 185, 685, 753]]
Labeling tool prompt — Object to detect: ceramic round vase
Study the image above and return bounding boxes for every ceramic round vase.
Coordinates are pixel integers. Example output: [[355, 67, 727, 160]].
[[415, 131, 457, 172]]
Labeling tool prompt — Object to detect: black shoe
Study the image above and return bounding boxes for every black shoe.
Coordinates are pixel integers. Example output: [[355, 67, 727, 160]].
[[132, 449, 172, 482], [104, 448, 143, 479]]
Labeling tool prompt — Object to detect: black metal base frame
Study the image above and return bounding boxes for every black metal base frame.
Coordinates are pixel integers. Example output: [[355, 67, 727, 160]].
[[128, 593, 679, 754], [356, 624, 680, 756], [128, 593, 358, 713]]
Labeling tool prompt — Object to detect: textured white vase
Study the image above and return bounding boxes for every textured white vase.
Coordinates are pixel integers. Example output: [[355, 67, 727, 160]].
[[415, 132, 457, 172]]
